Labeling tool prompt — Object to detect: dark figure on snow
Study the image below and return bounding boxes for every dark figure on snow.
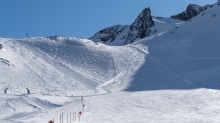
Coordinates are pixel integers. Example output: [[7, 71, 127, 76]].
[[26, 88, 30, 94], [0, 43, 3, 50], [81, 96, 83, 102], [4, 88, 8, 94]]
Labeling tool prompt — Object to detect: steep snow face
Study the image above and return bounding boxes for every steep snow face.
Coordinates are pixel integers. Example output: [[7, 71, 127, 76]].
[[151, 17, 184, 36], [126, 1, 220, 91]]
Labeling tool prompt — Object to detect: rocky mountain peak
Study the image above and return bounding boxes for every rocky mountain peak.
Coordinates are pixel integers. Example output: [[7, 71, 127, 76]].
[[124, 7, 156, 44], [90, 7, 156, 45], [171, 3, 213, 21], [171, 4, 202, 21], [186, 4, 203, 17], [131, 7, 154, 30]]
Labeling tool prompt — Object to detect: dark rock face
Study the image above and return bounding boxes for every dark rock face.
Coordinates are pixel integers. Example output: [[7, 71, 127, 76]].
[[98, 24, 125, 43], [171, 4, 211, 21], [124, 8, 155, 44]]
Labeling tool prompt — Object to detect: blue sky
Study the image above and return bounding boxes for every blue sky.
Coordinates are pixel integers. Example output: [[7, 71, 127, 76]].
[[0, 0, 217, 39]]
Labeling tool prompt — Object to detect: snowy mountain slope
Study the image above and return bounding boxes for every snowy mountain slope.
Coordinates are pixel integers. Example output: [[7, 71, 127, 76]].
[[0, 35, 150, 122], [126, 1, 220, 91], [90, 2, 216, 46], [0, 1, 220, 123], [0, 36, 148, 95], [0, 37, 94, 96]]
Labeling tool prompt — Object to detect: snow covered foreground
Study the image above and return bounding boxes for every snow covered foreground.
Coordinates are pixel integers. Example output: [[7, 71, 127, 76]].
[[1, 1, 220, 123]]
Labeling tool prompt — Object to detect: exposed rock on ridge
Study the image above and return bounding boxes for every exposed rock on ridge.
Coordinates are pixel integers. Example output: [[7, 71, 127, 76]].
[[90, 7, 156, 45], [98, 24, 125, 43], [124, 7, 156, 44], [171, 4, 212, 21]]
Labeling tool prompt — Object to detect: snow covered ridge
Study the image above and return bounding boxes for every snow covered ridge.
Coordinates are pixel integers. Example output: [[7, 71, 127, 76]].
[[90, 0, 220, 46], [90, 8, 156, 45], [90, 7, 182, 46]]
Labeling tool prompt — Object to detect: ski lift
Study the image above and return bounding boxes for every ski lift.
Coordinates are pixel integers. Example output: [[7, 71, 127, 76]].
[[0, 43, 3, 50]]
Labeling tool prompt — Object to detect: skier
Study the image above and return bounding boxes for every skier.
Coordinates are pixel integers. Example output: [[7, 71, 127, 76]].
[[4, 88, 8, 94], [81, 96, 83, 103], [26, 88, 30, 94], [82, 104, 85, 113], [0, 43, 3, 50]]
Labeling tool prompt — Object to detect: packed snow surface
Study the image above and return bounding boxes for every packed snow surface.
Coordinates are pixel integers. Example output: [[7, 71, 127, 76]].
[[1, 1, 220, 123]]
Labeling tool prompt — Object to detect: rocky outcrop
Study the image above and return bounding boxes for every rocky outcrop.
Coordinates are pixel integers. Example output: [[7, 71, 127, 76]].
[[96, 24, 126, 43], [171, 4, 212, 21], [124, 7, 156, 44]]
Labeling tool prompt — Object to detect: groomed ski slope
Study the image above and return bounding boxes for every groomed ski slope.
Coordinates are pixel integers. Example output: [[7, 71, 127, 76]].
[[0, 36, 147, 122], [0, 1, 220, 123]]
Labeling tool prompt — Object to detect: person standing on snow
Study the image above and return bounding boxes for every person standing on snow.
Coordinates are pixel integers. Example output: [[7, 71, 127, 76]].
[[26, 88, 30, 94], [4, 88, 8, 94]]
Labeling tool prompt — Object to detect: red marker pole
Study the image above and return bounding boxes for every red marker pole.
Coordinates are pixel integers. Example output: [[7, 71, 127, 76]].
[[82, 104, 85, 113], [48, 120, 53, 123], [62, 112, 63, 123], [78, 111, 82, 121]]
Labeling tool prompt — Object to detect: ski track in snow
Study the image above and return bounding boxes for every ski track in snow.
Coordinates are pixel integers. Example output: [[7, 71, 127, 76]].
[[22, 39, 100, 94]]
